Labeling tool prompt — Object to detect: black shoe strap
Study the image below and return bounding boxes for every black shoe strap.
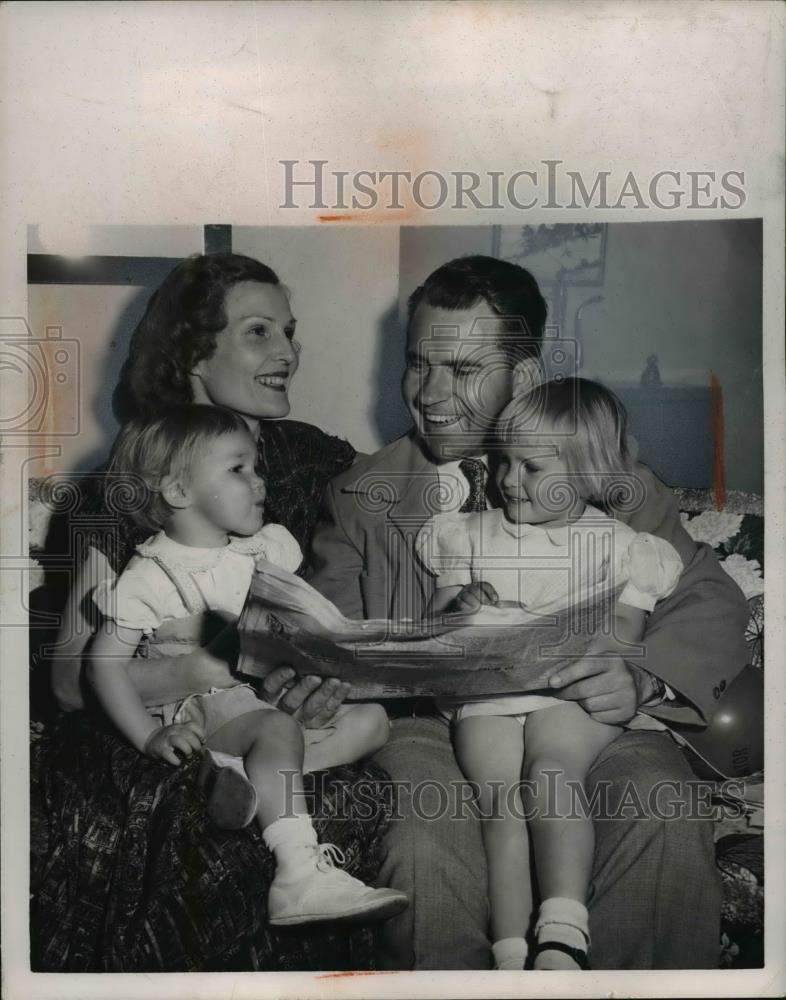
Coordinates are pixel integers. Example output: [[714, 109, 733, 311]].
[[532, 940, 590, 970]]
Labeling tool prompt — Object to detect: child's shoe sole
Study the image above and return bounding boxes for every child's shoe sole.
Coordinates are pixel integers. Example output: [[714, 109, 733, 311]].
[[198, 750, 257, 830], [269, 889, 408, 927]]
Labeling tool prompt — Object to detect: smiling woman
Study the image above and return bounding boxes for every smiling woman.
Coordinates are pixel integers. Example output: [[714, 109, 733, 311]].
[[115, 255, 299, 425], [190, 281, 300, 427]]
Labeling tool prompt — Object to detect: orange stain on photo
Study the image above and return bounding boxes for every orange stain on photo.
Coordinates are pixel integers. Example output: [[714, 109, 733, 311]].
[[317, 970, 400, 979], [318, 210, 417, 224]]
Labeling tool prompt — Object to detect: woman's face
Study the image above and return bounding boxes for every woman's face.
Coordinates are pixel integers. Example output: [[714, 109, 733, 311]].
[[190, 281, 299, 425]]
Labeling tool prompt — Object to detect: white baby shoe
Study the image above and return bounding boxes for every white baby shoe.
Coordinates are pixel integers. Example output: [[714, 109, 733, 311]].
[[268, 843, 408, 926]]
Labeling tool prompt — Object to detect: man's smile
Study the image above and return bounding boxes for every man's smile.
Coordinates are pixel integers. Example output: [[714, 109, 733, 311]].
[[420, 410, 462, 427]]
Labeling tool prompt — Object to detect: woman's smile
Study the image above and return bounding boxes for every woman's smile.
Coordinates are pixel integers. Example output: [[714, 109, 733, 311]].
[[255, 371, 291, 391]]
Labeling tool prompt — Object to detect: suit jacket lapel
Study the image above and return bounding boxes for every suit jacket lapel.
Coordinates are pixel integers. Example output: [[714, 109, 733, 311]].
[[338, 431, 442, 619], [384, 435, 440, 617], [387, 437, 440, 527]]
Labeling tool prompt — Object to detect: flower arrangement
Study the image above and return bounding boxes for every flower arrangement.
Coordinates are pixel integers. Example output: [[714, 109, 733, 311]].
[[680, 510, 744, 548], [719, 554, 765, 601]]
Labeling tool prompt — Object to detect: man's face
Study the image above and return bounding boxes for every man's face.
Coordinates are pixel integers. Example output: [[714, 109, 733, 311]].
[[403, 301, 516, 463]]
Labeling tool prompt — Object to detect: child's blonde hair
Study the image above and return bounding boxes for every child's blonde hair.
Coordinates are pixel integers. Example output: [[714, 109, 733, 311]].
[[105, 404, 252, 535], [498, 377, 633, 506]]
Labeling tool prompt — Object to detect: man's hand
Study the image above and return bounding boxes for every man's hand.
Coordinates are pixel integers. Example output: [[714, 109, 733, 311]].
[[143, 721, 205, 766], [547, 636, 658, 725], [447, 582, 500, 614], [260, 666, 351, 729]]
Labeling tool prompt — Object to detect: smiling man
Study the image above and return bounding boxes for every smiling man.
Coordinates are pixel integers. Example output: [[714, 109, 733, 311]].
[[307, 255, 749, 970]]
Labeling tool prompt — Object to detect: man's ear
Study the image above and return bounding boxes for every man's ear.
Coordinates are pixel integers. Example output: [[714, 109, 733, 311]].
[[512, 356, 545, 397], [160, 474, 191, 510]]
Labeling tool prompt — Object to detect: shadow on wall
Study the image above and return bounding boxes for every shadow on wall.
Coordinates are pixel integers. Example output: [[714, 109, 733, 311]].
[[370, 301, 410, 447], [81, 286, 154, 471]]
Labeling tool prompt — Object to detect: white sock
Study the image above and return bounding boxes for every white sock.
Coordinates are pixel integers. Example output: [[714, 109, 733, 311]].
[[262, 816, 318, 876], [535, 897, 589, 951], [492, 936, 528, 970]]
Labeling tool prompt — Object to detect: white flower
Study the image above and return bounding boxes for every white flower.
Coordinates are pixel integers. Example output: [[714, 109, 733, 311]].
[[720, 554, 765, 600], [681, 510, 743, 548]]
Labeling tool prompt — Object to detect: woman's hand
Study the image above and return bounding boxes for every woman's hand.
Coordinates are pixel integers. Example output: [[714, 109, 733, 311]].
[[260, 667, 351, 728], [143, 721, 205, 766], [447, 581, 500, 614]]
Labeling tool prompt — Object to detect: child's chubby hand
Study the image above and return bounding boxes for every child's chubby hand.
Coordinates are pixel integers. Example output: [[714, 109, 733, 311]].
[[448, 581, 500, 614], [143, 721, 205, 766]]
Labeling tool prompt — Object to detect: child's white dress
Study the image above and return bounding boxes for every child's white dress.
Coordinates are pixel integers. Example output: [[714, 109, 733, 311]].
[[416, 507, 684, 724], [93, 524, 306, 737]]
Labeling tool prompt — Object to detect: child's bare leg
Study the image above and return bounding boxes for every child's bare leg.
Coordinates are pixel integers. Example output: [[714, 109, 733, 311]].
[[208, 708, 306, 826], [302, 703, 390, 774], [522, 703, 620, 969], [207, 707, 409, 926], [455, 715, 532, 970]]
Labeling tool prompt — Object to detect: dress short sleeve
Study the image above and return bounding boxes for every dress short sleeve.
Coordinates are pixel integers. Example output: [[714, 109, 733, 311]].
[[92, 561, 166, 633], [618, 532, 684, 612], [416, 514, 474, 589], [243, 523, 303, 574]]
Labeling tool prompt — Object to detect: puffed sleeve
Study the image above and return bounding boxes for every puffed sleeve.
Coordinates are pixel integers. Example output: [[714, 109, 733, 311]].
[[415, 514, 474, 589], [618, 532, 684, 613], [248, 523, 303, 574], [92, 562, 164, 633]]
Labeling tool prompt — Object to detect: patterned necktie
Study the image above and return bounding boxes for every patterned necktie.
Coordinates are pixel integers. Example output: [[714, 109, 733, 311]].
[[458, 458, 488, 513]]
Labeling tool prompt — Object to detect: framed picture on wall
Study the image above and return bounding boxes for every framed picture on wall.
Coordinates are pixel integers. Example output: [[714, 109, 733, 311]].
[[492, 223, 608, 338]]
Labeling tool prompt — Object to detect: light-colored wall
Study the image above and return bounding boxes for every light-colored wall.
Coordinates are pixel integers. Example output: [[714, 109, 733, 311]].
[[27, 283, 156, 477], [28, 224, 205, 258], [27, 225, 206, 477], [567, 220, 762, 493]]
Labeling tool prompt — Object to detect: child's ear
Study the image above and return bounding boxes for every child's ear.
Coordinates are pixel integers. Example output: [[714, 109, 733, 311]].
[[512, 357, 545, 398], [160, 475, 191, 510]]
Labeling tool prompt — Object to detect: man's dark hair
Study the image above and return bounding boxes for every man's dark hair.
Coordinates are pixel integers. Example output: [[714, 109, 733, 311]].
[[406, 255, 548, 360]]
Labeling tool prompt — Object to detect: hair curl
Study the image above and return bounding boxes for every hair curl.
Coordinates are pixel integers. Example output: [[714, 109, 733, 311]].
[[113, 253, 281, 422]]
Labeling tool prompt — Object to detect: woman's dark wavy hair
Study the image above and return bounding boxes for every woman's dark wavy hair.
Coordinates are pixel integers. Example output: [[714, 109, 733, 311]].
[[113, 253, 281, 422], [406, 255, 548, 362]]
